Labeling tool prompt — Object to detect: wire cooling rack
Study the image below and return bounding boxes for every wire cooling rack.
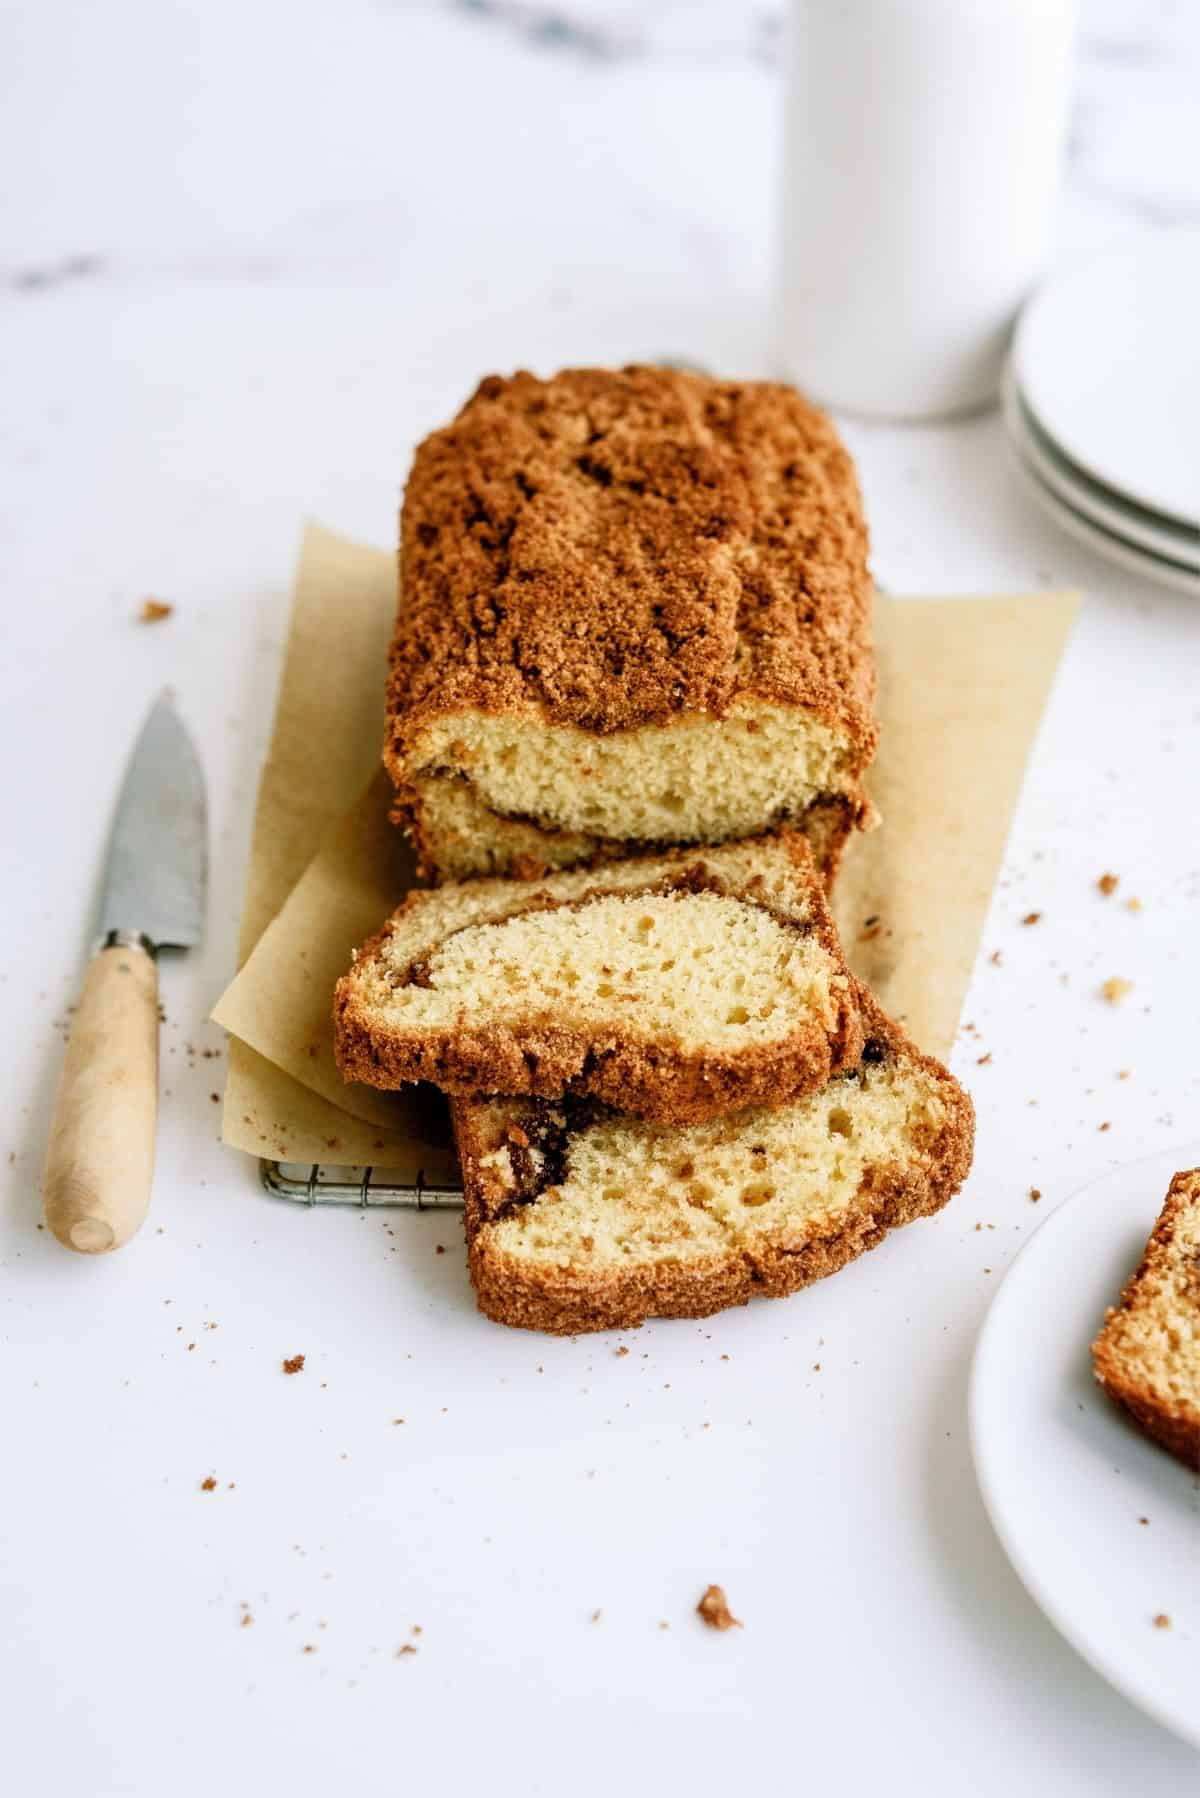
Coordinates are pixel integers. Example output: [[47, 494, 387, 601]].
[[259, 1160, 463, 1209]]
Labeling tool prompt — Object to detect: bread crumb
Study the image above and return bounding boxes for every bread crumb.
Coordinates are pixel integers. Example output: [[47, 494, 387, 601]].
[[282, 1354, 305, 1375], [696, 1584, 742, 1631], [138, 598, 173, 623], [989, 950, 1003, 967], [1138, 1516, 1149, 1526], [1099, 1121, 1111, 1132], [302, 1644, 318, 1654], [200, 1476, 217, 1492], [1100, 977, 1132, 1005], [396, 1644, 418, 1657], [1021, 912, 1042, 926], [1029, 1188, 1042, 1203], [615, 1346, 629, 1358], [240, 1612, 254, 1628], [591, 1609, 602, 1623], [1126, 896, 1142, 913], [1153, 1613, 1170, 1630], [1097, 873, 1119, 896], [976, 1052, 992, 1066]]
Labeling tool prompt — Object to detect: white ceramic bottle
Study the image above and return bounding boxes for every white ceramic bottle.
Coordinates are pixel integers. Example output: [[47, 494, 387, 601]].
[[774, 0, 1077, 419]]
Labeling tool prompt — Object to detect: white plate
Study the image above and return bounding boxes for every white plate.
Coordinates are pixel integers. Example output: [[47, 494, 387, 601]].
[[1003, 365, 1200, 572], [970, 1146, 1200, 1748], [1012, 231, 1200, 531], [1006, 432, 1200, 596]]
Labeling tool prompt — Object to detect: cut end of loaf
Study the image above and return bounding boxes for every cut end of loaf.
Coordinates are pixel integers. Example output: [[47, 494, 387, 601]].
[[390, 700, 871, 882]]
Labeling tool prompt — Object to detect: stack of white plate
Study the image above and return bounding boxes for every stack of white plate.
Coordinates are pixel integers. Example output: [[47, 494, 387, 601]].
[[1005, 231, 1200, 595]]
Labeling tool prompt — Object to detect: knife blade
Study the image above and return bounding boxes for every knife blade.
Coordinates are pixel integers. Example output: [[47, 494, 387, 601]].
[[42, 693, 208, 1254], [99, 692, 207, 949]]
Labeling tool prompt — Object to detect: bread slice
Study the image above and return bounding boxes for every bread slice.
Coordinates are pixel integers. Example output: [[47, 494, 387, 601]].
[[452, 997, 974, 1334], [401, 773, 859, 891], [386, 366, 877, 884], [334, 834, 862, 1127], [1091, 1169, 1200, 1470]]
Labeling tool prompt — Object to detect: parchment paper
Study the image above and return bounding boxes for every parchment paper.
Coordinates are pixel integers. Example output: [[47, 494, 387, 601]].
[[216, 522, 1079, 1170], [219, 523, 454, 1174]]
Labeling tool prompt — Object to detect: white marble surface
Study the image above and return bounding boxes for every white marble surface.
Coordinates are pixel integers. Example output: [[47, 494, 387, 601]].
[[2, 4, 1199, 1794]]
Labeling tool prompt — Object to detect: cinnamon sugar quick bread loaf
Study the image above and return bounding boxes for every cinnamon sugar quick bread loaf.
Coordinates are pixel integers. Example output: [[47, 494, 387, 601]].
[[385, 367, 877, 885], [452, 997, 974, 1335], [1091, 1170, 1200, 1470], [334, 835, 862, 1127]]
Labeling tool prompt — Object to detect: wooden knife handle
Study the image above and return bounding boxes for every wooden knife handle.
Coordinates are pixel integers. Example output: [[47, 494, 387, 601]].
[[43, 941, 159, 1254]]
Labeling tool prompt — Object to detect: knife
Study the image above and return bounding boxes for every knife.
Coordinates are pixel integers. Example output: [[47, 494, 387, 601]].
[[42, 692, 207, 1254]]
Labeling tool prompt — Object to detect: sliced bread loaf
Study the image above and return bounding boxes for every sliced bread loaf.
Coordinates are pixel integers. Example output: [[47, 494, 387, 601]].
[[1091, 1169, 1200, 1470], [385, 367, 877, 884], [452, 996, 974, 1334], [334, 834, 862, 1127]]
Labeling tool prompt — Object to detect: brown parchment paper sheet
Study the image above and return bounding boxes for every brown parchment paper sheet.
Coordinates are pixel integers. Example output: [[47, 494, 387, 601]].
[[216, 522, 1079, 1170], [218, 523, 456, 1174]]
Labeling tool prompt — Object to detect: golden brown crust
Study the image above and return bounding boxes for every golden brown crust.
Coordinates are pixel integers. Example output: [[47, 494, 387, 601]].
[[333, 833, 863, 1127], [385, 364, 875, 756], [1091, 1170, 1200, 1471], [340, 1010, 862, 1132], [453, 993, 975, 1335]]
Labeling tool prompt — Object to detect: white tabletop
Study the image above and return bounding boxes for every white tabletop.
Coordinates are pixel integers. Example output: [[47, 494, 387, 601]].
[[3, 4, 1199, 1793]]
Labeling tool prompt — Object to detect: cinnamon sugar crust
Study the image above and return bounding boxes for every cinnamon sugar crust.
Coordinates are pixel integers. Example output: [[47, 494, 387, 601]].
[[334, 834, 863, 1128], [385, 367, 876, 878], [452, 996, 974, 1335]]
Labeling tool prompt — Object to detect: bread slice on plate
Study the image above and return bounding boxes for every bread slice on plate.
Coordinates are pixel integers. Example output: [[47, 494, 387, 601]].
[[334, 834, 862, 1127], [1091, 1168, 1200, 1470], [451, 997, 974, 1334], [384, 366, 877, 885]]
